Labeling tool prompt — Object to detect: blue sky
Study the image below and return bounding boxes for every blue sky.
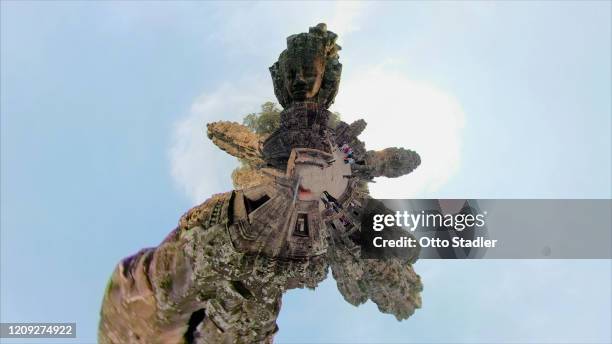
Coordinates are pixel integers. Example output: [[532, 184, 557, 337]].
[[1, 1, 610, 343]]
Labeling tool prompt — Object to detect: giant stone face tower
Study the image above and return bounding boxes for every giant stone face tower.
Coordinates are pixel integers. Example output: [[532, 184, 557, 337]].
[[264, 23, 342, 168], [99, 23, 423, 344]]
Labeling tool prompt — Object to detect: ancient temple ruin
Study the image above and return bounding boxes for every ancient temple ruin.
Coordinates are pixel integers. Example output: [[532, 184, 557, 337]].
[[99, 23, 422, 344]]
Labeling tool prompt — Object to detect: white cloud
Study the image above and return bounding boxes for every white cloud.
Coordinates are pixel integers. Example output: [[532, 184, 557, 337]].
[[327, 1, 368, 39], [171, 64, 465, 203], [332, 64, 465, 198], [169, 77, 272, 203]]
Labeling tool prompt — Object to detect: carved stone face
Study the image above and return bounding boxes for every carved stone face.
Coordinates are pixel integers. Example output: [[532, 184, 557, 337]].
[[283, 54, 325, 102]]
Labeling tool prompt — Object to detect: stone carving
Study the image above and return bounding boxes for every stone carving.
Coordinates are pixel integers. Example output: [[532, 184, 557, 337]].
[[99, 23, 422, 344], [270, 23, 341, 109], [365, 147, 421, 178], [206, 121, 265, 167]]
